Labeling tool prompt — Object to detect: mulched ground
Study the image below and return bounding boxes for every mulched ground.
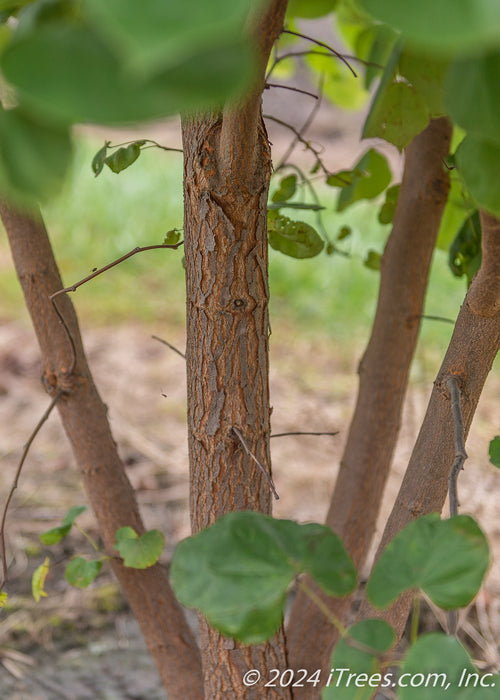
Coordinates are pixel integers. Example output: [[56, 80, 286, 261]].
[[1, 319, 499, 698]]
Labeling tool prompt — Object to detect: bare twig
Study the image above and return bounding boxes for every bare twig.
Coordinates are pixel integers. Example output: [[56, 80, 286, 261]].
[[267, 50, 383, 79], [231, 427, 279, 500], [49, 241, 184, 301], [152, 335, 186, 360], [265, 82, 318, 100], [271, 431, 338, 438], [264, 114, 329, 176], [282, 29, 357, 77], [446, 376, 468, 518], [446, 375, 468, 637], [0, 390, 63, 588]]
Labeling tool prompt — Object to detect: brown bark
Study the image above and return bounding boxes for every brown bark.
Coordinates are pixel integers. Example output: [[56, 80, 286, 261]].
[[182, 2, 290, 696], [1, 203, 203, 700], [286, 118, 453, 689], [357, 208, 500, 636]]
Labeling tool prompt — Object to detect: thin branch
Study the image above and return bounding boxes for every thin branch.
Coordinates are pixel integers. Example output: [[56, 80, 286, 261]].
[[152, 335, 186, 360], [231, 427, 279, 500], [108, 138, 183, 154], [271, 431, 338, 438], [0, 389, 63, 588], [416, 314, 456, 325], [446, 376, 468, 518], [265, 82, 318, 100], [275, 73, 324, 172], [49, 241, 184, 301], [264, 114, 329, 176], [266, 50, 384, 79], [282, 29, 357, 78]]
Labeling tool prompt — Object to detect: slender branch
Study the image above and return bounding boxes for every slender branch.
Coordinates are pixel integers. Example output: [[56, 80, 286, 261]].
[[231, 427, 279, 500], [108, 138, 183, 154], [419, 314, 455, 325], [275, 73, 324, 172], [264, 114, 329, 176], [282, 29, 357, 78], [0, 390, 62, 588], [271, 431, 338, 438], [267, 49, 383, 79], [265, 82, 318, 100], [49, 241, 183, 300], [151, 335, 186, 360], [446, 375, 467, 518]]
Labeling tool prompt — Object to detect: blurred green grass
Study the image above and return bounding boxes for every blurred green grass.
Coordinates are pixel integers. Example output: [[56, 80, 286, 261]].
[[0, 135, 468, 362]]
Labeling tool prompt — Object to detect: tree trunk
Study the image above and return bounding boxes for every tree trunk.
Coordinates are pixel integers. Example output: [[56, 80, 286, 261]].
[[286, 118, 453, 690], [357, 208, 500, 636], [181, 2, 290, 696], [1, 203, 203, 700]]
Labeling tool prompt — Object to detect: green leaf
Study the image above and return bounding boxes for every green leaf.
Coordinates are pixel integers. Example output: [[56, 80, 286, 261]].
[[114, 527, 165, 569], [362, 39, 402, 139], [271, 174, 297, 203], [363, 81, 429, 150], [163, 229, 181, 245], [83, 0, 256, 73], [323, 620, 396, 699], [366, 514, 490, 610], [305, 51, 369, 111], [455, 135, 500, 218], [0, 591, 7, 607], [361, 23, 399, 90], [1, 24, 255, 125], [399, 634, 500, 699], [436, 176, 471, 251], [364, 250, 381, 271], [448, 211, 481, 284], [286, 0, 339, 19], [337, 149, 392, 212], [446, 52, 500, 144], [32, 557, 50, 601], [104, 143, 141, 174], [358, 0, 500, 53], [378, 183, 400, 224], [0, 106, 71, 207], [399, 50, 449, 117], [268, 213, 324, 259], [40, 505, 86, 545], [489, 437, 500, 468], [337, 226, 352, 240], [170, 511, 356, 644], [91, 142, 109, 177], [65, 557, 102, 588], [327, 170, 354, 188]]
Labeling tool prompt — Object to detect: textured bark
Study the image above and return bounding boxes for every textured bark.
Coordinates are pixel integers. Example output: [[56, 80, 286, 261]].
[[356, 208, 500, 636], [181, 3, 290, 698], [1, 204, 203, 700], [286, 118, 453, 690]]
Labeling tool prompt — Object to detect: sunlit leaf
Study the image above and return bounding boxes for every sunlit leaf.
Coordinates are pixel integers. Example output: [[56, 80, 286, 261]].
[[32, 557, 50, 601], [0, 591, 7, 607], [446, 51, 500, 144], [455, 135, 500, 218], [363, 81, 429, 150], [336, 149, 392, 212], [286, 0, 339, 19]]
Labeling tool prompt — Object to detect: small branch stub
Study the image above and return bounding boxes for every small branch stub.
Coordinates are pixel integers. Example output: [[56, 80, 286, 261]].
[[231, 427, 279, 500]]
